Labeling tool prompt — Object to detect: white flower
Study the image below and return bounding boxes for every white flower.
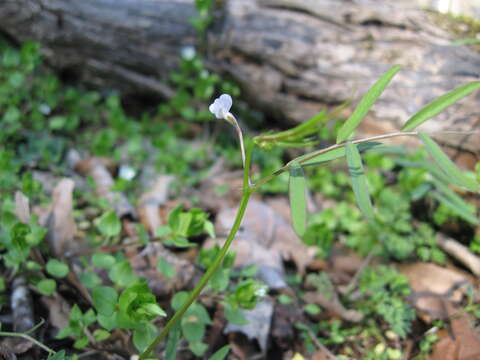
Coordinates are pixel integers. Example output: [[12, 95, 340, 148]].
[[180, 46, 196, 60], [209, 94, 233, 120]]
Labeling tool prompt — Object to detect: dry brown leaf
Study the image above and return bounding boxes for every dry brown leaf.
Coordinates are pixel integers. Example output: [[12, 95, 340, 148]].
[[196, 163, 244, 212], [40, 293, 71, 331], [44, 178, 79, 257], [137, 175, 174, 234], [130, 242, 198, 297], [431, 302, 480, 360], [74, 157, 136, 218], [302, 290, 364, 322], [224, 300, 274, 353], [215, 199, 317, 274], [399, 262, 471, 322], [14, 192, 30, 224]]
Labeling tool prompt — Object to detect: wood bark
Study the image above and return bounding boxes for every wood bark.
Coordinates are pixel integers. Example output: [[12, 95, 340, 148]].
[[0, 0, 479, 163]]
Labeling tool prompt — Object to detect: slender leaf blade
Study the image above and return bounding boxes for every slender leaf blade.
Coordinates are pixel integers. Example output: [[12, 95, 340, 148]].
[[402, 81, 480, 131], [336, 65, 401, 143], [301, 142, 382, 166], [432, 192, 479, 225], [208, 345, 231, 360], [165, 323, 181, 360], [345, 142, 375, 219], [288, 160, 307, 237], [418, 133, 478, 191]]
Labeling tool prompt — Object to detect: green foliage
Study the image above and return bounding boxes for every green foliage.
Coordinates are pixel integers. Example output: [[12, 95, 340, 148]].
[[46, 259, 70, 278], [156, 205, 215, 248], [96, 211, 122, 238], [358, 265, 415, 338], [171, 292, 212, 356], [56, 305, 96, 349]]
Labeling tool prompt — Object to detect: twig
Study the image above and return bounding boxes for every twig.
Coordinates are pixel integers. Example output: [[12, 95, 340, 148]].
[[437, 235, 480, 276], [304, 325, 339, 360], [0, 331, 55, 355]]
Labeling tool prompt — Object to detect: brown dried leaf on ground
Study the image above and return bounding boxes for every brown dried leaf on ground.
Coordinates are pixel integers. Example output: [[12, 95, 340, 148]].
[[302, 290, 364, 323], [214, 199, 317, 274], [123, 222, 199, 297], [43, 178, 79, 257], [14, 192, 30, 224], [431, 302, 480, 360], [73, 156, 136, 218], [224, 300, 274, 355], [196, 162, 245, 212], [399, 262, 472, 323], [137, 175, 174, 234], [40, 293, 71, 331]]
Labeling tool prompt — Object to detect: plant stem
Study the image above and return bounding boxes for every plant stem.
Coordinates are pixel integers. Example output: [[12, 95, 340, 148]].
[[251, 131, 419, 190], [139, 143, 254, 360], [0, 331, 56, 354]]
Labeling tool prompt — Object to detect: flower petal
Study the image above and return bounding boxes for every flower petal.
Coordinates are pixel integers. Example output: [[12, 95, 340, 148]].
[[218, 94, 232, 112]]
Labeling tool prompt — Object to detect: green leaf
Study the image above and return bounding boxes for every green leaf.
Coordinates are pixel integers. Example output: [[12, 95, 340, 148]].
[[92, 253, 116, 268], [97, 312, 117, 331], [189, 341, 208, 357], [96, 210, 121, 237], [165, 323, 181, 360], [92, 286, 118, 316], [418, 133, 478, 191], [46, 259, 69, 278], [79, 271, 101, 289], [108, 260, 138, 287], [345, 142, 375, 219], [133, 323, 158, 352], [209, 345, 231, 360], [301, 142, 381, 166], [288, 160, 307, 237], [336, 65, 401, 143], [36, 279, 56, 296], [432, 192, 479, 225], [402, 81, 480, 131], [157, 257, 176, 279], [93, 329, 110, 342]]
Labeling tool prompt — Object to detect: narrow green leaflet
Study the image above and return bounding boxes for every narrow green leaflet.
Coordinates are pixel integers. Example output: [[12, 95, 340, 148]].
[[432, 179, 479, 225], [288, 160, 307, 237], [165, 323, 181, 360], [432, 192, 479, 225], [418, 133, 478, 191], [402, 81, 480, 131], [345, 142, 375, 219], [301, 142, 382, 166], [336, 65, 401, 143], [208, 345, 231, 360]]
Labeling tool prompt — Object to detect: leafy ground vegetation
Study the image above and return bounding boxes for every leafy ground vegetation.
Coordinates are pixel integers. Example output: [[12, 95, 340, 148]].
[[0, 35, 480, 360]]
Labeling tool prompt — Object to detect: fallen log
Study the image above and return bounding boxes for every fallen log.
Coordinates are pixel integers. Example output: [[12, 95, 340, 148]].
[[0, 0, 479, 163]]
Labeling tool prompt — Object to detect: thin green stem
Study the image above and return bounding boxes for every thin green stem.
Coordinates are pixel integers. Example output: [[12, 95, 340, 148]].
[[0, 331, 55, 354], [139, 143, 254, 360]]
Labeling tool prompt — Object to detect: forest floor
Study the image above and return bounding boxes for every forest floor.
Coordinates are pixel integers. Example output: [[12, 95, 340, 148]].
[[0, 40, 480, 360]]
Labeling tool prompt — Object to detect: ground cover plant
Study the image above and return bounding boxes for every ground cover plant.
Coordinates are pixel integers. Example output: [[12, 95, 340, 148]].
[[0, 31, 480, 360]]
